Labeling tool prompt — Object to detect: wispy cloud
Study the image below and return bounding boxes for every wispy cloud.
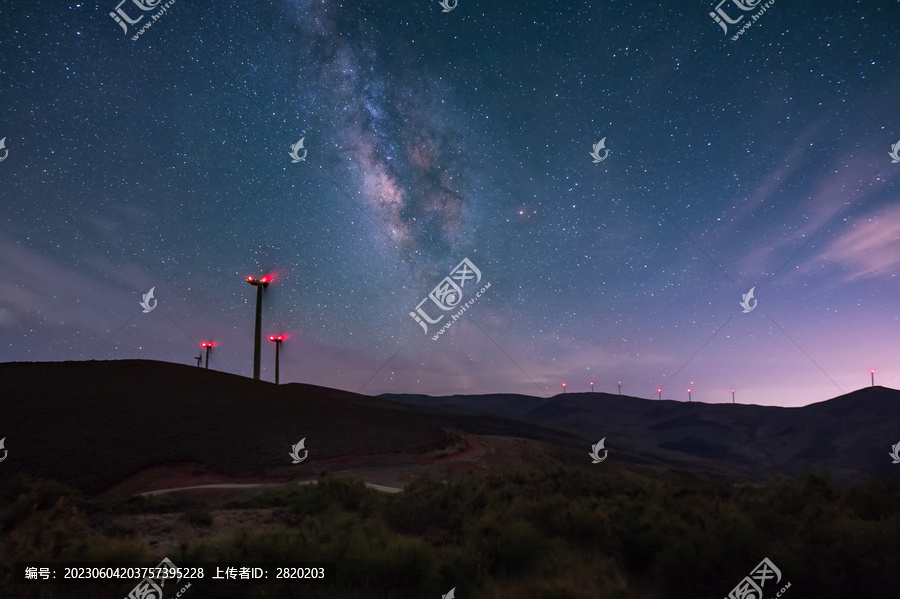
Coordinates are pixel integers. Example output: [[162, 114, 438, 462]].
[[0, 232, 137, 333], [817, 204, 900, 282]]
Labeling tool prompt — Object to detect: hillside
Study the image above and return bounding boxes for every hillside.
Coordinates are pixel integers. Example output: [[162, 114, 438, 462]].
[[2, 360, 900, 598], [1, 360, 898, 501], [382, 386, 900, 482], [0, 360, 449, 495]]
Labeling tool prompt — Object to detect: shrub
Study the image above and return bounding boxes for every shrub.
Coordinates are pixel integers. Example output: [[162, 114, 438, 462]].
[[182, 508, 213, 527]]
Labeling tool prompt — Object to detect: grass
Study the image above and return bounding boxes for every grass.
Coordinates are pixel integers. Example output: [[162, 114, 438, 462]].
[[2, 467, 900, 598]]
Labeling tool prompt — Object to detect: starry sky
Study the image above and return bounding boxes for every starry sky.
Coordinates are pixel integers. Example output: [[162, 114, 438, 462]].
[[2, 0, 899, 407]]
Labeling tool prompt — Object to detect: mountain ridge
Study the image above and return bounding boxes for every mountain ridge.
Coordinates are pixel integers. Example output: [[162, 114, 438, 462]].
[[0, 360, 897, 497]]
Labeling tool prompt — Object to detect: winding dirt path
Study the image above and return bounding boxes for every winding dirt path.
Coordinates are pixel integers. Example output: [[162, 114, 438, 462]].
[[139, 480, 403, 496], [100, 430, 555, 507]]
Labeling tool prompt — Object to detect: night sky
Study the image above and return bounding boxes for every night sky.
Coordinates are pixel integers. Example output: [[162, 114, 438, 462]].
[[2, 0, 899, 406]]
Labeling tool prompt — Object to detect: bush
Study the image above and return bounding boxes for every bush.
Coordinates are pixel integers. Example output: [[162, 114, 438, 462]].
[[182, 508, 213, 527]]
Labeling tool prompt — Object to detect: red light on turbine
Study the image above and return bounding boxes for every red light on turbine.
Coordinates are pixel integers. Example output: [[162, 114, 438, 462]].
[[269, 335, 275, 341], [657, 388, 662, 392], [687, 388, 692, 392], [870, 370, 875, 373], [562, 383, 566, 387]]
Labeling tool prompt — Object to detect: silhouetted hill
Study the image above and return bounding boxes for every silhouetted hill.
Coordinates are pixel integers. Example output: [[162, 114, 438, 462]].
[[2, 360, 897, 498], [0, 360, 448, 494], [381, 387, 900, 481]]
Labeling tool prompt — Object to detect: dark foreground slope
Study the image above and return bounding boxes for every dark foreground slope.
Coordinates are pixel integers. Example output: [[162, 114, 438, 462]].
[[382, 386, 900, 482], [0, 360, 448, 495], [2, 361, 900, 598]]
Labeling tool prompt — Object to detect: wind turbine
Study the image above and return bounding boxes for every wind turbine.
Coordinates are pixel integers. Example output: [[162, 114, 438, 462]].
[[246, 275, 271, 380], [200, 342, 215, 369], [269, 335, 285, 385]]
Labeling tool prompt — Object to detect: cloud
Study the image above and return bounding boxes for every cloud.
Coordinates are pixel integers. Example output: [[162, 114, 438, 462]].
[[817, 204, 900, 281], [727, 141, 894, 285], [0, 232, 148, 350]]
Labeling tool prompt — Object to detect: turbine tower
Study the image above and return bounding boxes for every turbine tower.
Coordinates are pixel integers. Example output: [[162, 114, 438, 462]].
[[200, 341, 215, 369], [246, 275, 270, 380], [269, 335, 285, 385]]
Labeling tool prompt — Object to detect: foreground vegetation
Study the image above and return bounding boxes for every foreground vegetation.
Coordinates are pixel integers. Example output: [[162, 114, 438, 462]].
[[2, 466, 899, 598]]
